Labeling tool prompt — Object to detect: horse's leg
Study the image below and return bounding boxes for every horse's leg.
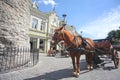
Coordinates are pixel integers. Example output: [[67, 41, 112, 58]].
[[76, 53, 81, 77], [85, 53, 93, 70], [70, 53, 76, 76]]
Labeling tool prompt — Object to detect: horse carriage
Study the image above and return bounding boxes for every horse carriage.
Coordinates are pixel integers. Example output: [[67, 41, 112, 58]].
[[93, 39, 119, 68], [51, 26, 119, 77]]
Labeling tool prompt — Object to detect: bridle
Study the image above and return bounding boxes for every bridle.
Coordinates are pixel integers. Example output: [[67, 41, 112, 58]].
[[52, 30, 64, 44]]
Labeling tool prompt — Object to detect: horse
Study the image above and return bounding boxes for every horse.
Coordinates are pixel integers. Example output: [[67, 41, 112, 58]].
[[51, 26, 95, 77], [94, 40, 113, 55]]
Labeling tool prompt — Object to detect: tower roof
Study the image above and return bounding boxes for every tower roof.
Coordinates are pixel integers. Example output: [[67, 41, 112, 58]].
[[32, 2, 39, 9]]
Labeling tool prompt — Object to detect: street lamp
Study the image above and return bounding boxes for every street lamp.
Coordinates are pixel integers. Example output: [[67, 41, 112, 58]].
[[62, 14, 67, 26], [62, 14, 67, 21], [80, 31, 83, 36]]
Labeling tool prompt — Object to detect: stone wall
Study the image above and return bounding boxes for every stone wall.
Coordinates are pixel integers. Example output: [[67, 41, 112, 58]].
[[0, 0, 32, 70], [0, 0, 31, 47]]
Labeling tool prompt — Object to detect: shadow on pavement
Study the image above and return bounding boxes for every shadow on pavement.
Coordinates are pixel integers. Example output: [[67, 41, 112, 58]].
[[103, 66, 116, 70], [24, 59, 89, 80], [24, 68, 72, 80]]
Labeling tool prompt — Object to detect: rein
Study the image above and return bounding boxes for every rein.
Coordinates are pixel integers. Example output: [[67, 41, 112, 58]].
[[66, 40, 95, 53], [94, 47, 112, 54]]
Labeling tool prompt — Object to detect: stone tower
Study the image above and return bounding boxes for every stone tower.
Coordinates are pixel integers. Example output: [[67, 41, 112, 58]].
[[0, 0, 32, 69], [0, 0, 31, 47]]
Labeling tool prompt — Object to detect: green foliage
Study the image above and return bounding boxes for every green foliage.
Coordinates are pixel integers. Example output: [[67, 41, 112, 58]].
[[106, 29, 120, 45]]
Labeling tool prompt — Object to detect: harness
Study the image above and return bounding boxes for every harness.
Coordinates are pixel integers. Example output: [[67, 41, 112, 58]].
[[57, 35, 94, 53], [66, 36, 94, 53]]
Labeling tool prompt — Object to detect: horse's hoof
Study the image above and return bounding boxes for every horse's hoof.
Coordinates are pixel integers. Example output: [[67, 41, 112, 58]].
[[88, 66, 93, 70], [72, 72, 76, 77], [87, 66, 90, 70], [90, 66, 93, 70], [72, 72, 80, 78], [75, 73, 80, 78]]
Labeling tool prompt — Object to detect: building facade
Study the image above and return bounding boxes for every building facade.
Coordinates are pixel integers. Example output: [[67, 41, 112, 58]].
[[29, 3, 48, 53], [47, 11, 60, 51], [29, 3, 60, 53]]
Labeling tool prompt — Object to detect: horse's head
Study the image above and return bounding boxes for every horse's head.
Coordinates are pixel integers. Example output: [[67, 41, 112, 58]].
[[51, 26, 65, 45]]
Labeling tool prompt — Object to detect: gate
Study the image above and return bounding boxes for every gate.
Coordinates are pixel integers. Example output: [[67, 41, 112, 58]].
[[0, 46, 39, 73]]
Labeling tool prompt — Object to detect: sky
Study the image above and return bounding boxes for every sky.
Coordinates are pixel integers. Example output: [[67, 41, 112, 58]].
[[32, 0, 120, 39]]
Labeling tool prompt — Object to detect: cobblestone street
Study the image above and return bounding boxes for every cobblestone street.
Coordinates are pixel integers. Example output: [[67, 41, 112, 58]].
[[0, 53, 120, 80]]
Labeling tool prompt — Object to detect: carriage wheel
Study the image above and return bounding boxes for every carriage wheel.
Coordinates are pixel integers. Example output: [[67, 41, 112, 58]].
[[113, 49, 119, 68]]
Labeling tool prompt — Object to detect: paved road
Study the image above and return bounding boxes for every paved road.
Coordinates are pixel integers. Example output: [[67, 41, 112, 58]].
[[0, 53, 120, 80]]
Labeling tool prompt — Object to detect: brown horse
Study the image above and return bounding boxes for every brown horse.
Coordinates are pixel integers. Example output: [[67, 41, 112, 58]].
[[94, 40, 113, 54], [51, 26, 95, 77]]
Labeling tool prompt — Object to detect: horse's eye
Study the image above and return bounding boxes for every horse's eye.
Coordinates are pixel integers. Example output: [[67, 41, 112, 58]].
[[55, 32, 58, 35]]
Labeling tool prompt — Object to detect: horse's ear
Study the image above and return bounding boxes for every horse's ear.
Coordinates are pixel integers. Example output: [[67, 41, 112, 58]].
[[63, 24, 66, 27], [60, 26, 65, 30]]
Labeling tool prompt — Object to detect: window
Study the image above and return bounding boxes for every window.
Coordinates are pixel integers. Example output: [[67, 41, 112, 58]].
[[40, 20, 45, 32], [51, 18, 57, 26], [32, 18, 38, 29], [50, 28, 54, 34]]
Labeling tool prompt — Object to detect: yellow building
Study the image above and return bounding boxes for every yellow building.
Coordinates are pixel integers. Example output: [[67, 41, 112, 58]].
[[29, 2, 60, 53]]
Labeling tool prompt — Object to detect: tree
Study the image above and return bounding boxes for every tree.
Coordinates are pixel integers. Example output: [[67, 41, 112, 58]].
[[106, 30, 120, 45], [115, 30, 120, 38]]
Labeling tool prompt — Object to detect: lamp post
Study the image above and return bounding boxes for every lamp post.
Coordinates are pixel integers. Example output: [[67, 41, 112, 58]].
[[62, 14, 67, 21], [62, 14, 67, 26], [80, 31, 83, 36]]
